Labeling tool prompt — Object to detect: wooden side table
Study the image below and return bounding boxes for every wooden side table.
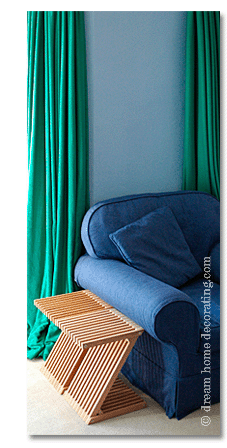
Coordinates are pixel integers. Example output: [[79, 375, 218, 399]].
[[34, 290, 147, 425]]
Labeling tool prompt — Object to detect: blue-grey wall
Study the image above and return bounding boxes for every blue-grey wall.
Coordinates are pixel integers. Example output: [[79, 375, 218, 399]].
[[84, 11, 187, 205]]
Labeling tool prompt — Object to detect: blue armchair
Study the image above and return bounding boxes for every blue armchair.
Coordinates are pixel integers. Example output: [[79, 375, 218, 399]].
[[74, 191, 220, 419]]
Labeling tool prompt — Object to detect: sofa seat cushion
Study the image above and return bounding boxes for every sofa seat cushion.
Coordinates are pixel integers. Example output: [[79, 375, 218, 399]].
[[180, 278, 220, 352], [109, 206, 202, 288]]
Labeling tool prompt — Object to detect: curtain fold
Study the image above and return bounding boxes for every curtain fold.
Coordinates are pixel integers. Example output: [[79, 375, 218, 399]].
[[182, 11, 220, 200], [27, 11, 89, 360]]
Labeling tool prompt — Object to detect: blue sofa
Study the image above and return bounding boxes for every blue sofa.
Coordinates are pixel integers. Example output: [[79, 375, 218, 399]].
[[74, 191, 220, 419]]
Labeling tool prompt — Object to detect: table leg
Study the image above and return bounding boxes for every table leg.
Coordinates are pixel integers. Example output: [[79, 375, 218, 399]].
[[40, 331, 88, 394], [63, 336, 146, 424]]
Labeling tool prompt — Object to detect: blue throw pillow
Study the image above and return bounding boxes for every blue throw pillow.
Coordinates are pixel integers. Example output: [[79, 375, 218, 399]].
[[109, 206, 202, 288]]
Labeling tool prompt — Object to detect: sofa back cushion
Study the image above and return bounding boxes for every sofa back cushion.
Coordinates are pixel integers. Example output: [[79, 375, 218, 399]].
[[81, 191, 220, 269]]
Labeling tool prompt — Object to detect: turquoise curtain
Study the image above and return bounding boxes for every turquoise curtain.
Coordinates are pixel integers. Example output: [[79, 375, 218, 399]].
[[182, 11, 220, 200], [27, 11, 89, 360]]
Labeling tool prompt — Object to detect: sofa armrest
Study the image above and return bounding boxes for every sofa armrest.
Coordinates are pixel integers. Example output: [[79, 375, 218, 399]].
[[74, 255, 200, 353]]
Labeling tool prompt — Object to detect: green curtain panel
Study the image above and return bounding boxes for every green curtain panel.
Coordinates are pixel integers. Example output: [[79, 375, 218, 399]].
[[27, 11, 89, 360], [182, 11, 220, 200]]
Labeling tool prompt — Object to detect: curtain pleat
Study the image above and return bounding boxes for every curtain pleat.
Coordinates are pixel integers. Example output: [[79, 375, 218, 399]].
[[182, 11, 220, 200], [27, 11, 89, 360]]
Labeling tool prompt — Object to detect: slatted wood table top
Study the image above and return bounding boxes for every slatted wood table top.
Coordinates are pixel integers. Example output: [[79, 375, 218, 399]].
[[34, 289, 146, 425], [35, 290, 143, 348]]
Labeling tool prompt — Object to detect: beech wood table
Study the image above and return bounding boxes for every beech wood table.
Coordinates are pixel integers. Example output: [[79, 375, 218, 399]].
[[34, 290, 147, 425]]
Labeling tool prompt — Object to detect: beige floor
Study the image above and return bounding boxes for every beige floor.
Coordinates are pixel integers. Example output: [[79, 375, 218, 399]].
[[27, 358, 220, 436]]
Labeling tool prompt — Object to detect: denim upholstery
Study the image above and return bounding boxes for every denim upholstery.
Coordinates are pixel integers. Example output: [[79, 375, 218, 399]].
[[209, 242, 220, 283], [74, 191, 220, 419], [109, 206, 202, 287], [81, 191, 220, 267]]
